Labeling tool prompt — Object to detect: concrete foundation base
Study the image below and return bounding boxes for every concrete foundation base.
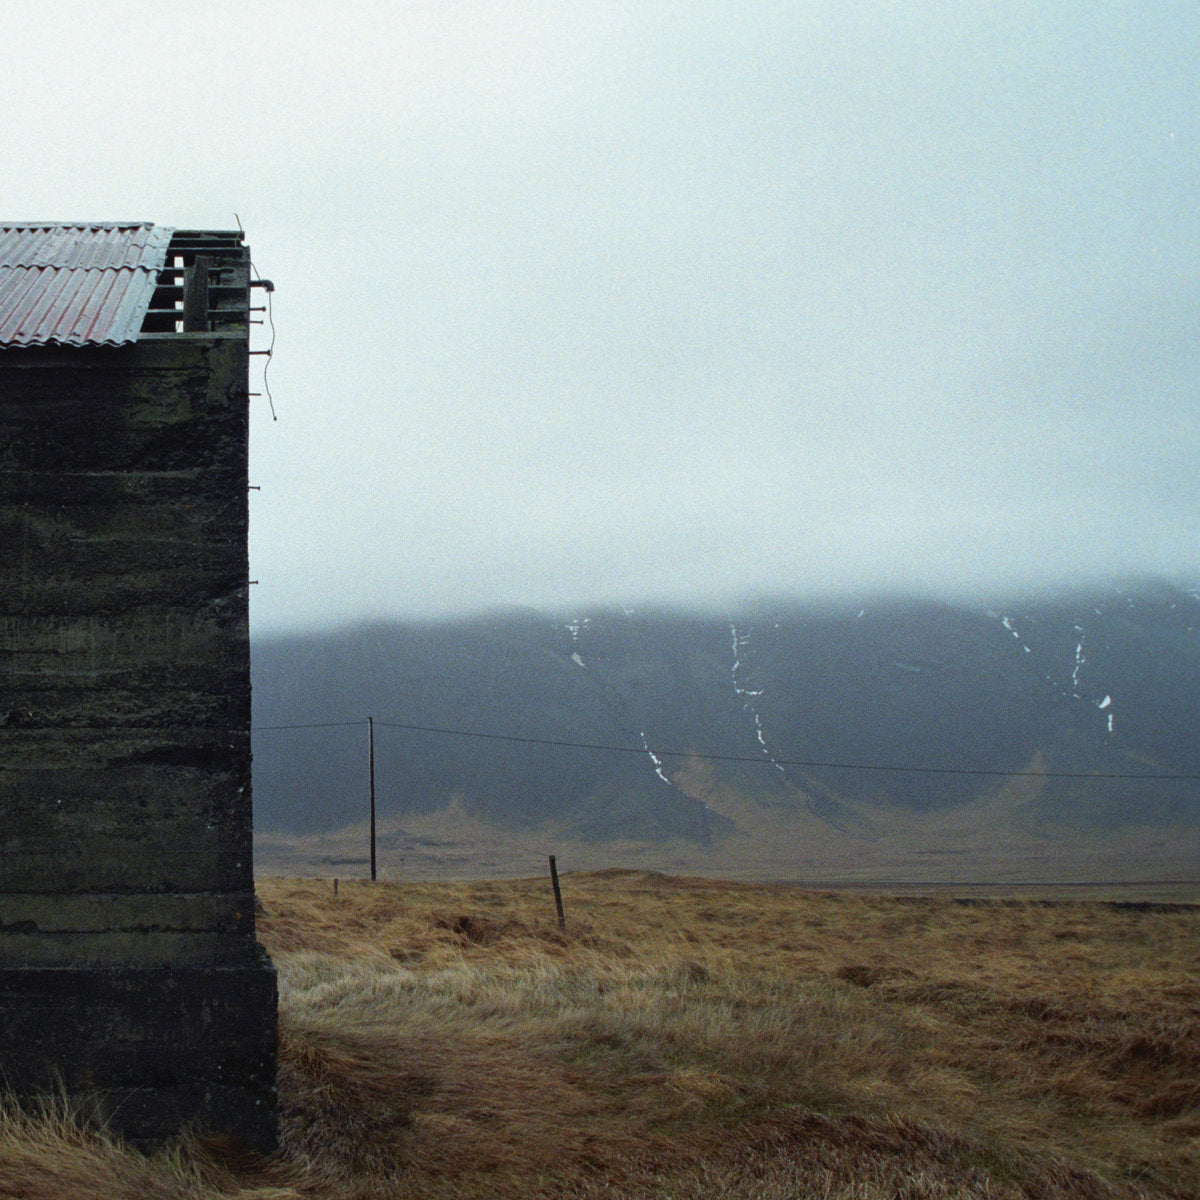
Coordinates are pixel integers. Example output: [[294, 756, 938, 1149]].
[[0, 957, 278, 1151]]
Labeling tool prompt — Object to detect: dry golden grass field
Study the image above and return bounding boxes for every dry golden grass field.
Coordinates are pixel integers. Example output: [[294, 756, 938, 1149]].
[[2, 872, 1198, 1199]]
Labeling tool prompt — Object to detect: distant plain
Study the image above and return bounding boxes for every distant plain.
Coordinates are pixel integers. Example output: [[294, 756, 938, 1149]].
[[255, 798, 1199, 901]]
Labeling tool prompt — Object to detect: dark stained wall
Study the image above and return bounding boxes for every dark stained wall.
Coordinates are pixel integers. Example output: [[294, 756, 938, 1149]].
[[0, 331, 276, 1148]]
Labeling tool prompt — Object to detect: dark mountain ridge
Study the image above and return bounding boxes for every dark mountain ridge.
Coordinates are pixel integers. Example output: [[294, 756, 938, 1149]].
[[251, 580, 1200, 843]]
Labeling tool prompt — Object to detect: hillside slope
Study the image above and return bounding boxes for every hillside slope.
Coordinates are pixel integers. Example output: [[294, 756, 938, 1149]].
[[252, 582, 1200, 858]]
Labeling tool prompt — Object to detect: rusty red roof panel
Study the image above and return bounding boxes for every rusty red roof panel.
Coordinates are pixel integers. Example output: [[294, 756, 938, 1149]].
[[0, 222, 173, 347]]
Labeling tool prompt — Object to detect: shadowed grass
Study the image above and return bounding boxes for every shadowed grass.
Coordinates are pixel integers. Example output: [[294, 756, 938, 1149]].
[[0, 1092, 299, 1199]]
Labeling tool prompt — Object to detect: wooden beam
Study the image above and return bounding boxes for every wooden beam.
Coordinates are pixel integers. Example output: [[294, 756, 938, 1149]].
[[182, 256, 212, 332]]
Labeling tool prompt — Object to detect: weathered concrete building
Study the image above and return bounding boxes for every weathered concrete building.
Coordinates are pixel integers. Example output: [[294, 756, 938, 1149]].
[[0, 223, 277, 1148]]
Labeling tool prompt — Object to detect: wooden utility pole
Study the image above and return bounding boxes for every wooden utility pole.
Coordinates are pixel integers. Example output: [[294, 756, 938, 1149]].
[[368, 716, 377, 881]]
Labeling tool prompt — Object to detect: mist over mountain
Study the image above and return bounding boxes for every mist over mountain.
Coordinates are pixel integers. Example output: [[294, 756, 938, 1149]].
[[251, 581, 1200, 846]]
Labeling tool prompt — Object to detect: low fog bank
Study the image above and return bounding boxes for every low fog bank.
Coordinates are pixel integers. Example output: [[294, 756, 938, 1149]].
[[252, 573, 1200, 639]]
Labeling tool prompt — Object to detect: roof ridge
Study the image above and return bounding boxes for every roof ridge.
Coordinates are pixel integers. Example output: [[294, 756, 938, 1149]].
[[0, 221, 156, 228]]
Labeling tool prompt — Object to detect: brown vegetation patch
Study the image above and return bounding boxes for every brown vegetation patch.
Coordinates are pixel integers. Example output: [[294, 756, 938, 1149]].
[[833, 963, 915, 988], [278, 1025, 428, 1177]]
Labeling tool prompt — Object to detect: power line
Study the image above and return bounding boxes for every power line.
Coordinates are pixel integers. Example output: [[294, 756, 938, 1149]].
[[255, 719, 364, 731], [252, 716, 1200, 783]]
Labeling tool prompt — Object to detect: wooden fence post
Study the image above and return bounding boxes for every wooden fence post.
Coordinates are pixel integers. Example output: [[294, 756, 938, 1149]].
[[549, 854, 566, 930]]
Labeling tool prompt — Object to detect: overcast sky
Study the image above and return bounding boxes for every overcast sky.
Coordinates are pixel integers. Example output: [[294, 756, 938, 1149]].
[[4, 2, 1198, 631]]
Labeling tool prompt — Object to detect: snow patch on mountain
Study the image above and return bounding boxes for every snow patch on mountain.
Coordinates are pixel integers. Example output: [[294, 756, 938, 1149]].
[[640, 732, 673, 786], [729, 622, 787, 774], [565, 617, 592, 667]]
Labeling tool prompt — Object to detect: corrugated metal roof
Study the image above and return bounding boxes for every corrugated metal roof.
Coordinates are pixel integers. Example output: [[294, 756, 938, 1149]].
[[0, 222, 173, 347]]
